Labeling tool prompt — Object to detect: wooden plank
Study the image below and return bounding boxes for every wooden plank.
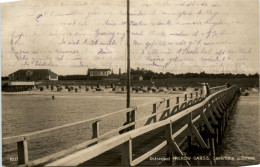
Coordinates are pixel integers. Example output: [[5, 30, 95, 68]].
[[180, 102, 187, 110], [170, 105, 179, 115], [171, 141, 190, 166], [192, 125, 208, 149], [2, 136, 24, 145], [121, 139, 132, 166], [92, 121, 100, 141], [29, 138, 98, 166], [207, 106, 218, 125], [144, 103, 157, 125], [176, 97, 179, 104], [45, 135, 131, 166], [201, 111, 215, 134], [172, 124, 188, 139], [165, 122, 173, 165], [184, 94, 188, 101], [210, 101, 221, 118], [130, 109, 136, 130], [196, 91, 199, 97], [17, 139, 29, 165], [153, 103, 157, 122], [192, 115, 201, 124], [131, 141, 167, 166], [187, 111, 192, 151], [101, 122, 136, 138], [167, 99, 170, 117]]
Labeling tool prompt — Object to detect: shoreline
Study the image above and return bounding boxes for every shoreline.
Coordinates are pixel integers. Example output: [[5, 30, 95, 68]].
[[1, 90, 186, 97]]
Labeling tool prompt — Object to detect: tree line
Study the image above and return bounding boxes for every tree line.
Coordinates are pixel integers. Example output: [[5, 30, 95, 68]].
[[129, 68, 259, 80], [2, 68, 259, 81]]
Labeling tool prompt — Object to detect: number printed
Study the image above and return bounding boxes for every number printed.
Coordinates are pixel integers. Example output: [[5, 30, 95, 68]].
[[10, 157, 18, 161]]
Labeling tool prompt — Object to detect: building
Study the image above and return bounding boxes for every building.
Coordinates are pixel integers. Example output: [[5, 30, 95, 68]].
[[3, 81, 35, 92], [88, 69, 112, 77], [9, 69, 58, 81]]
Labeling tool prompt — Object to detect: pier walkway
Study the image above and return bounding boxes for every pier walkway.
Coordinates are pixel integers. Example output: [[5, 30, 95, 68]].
[[2, 85, 239, 166]]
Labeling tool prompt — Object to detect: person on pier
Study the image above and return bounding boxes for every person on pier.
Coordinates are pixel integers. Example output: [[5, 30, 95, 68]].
[[201, 83, 207, 99], [206, 83, 210, 96]]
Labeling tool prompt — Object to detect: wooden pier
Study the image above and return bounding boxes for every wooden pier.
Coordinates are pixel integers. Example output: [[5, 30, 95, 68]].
[[2, 85, 240, 166]]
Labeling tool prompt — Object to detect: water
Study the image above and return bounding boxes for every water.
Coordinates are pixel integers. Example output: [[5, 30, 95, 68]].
[[2, 92, 259, 166], [2, 93, 168, 166], [216, 92, 259, 166]]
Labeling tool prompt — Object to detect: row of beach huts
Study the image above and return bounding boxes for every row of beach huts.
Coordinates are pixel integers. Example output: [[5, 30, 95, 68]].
[[3, 83, 199, 93]]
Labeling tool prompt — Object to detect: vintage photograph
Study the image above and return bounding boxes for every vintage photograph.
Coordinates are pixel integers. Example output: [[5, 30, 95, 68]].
[[1, 0, 259, 166]]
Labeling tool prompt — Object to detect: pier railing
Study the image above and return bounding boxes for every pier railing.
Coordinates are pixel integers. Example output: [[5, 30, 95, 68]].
[[2, 85, 228, 166], [46, 85, 239, 166]]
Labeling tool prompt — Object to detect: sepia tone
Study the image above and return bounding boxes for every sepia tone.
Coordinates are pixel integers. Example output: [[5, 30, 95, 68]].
[[1, 0, 259, 166]]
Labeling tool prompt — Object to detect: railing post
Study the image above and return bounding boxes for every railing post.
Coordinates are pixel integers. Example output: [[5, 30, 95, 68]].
[[176, 96, 179, 104], [17, 138, 29, 166], [196, 91, 199, 97], [166, 99, 170, 117], [126, 112, 131, 123], [165, 121, 173, 165], [187, 112, 192, 152], [92, 121, 100, 143], [121, 138, 132, 166], [190, 93, 193, 99], [153, 103, 157, 122], [184, 94, 188, 101], [130, 109, 136, 130]]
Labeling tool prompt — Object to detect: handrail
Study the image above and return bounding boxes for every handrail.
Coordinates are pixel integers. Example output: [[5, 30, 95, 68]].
[[2, 107, 132, 144], [2, 85, 229, 166], [209, 85, 227, 93], [45, 85, 238, 166]]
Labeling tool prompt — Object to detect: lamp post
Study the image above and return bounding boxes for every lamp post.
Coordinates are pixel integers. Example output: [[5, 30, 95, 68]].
[[126, 0, 130, 108]]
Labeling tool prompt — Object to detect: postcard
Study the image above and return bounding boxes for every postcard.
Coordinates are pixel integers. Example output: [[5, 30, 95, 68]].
[[1, 0, 259, 166]]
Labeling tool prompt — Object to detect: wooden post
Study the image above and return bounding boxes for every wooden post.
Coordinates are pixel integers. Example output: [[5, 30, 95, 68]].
[[126, 112, 131, 123], [121, 139, 132, 166], [187, 112, 192, 152], [153, 103, 157, 122], [190, 93, 193, 99], [17, 138, 29, 165], [130, 109, 136, 130], [218, 119, 223, 144], [184, 94, 188, 101], [210, 138, 216, 165], [167, 99, 170, 117], [176, 97, 179, 104], [215, 128, 219, 144], [165, 122, 173, 165], [92, 121, 100, 143], [196, 91, 198, 97]]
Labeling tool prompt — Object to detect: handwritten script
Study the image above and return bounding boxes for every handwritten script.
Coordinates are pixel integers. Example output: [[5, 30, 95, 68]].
[[2, 0, 258, 75]]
